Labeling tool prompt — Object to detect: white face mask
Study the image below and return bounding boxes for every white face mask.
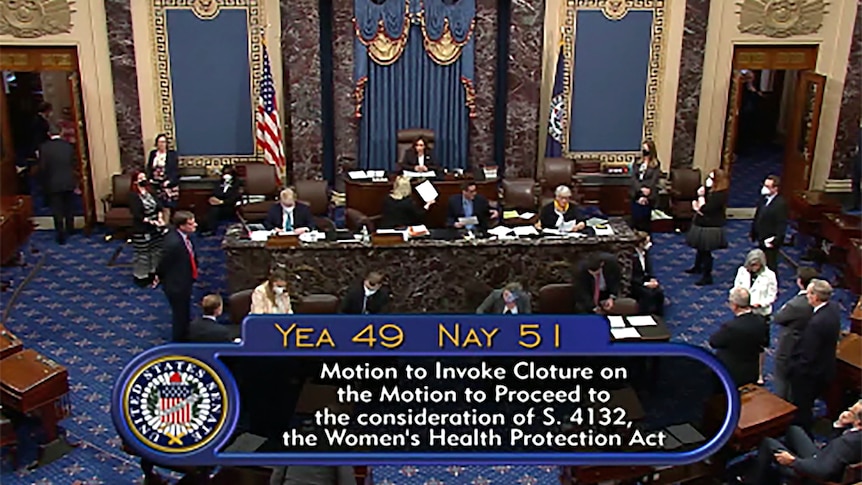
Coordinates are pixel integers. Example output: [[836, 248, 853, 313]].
[[273, 286, 285, 295], [705, 178, 714, 189], [364, 286, 378, 296], [223, 174, 233, 182], [643, 242, 652, 252], [761, 186, 771, 196]]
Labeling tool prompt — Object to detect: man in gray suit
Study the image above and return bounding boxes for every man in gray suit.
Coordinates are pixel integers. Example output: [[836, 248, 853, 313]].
[[771, 267, 817, 400], [476, 282, 531, 315], [271, 465, 356, 485]]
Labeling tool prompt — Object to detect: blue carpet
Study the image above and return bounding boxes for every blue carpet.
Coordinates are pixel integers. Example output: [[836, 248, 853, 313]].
[[0, 220, 855, 484], [729, 143, 783, 208]]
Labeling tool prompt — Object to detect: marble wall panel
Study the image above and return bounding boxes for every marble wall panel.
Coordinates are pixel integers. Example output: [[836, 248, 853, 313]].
[[332, 0, 358, 167], [282, 0, 323, 181], [104, 0, 145, 172], [670, 0, 710, 169], [469, 0, 497, 169], [829, 0, 861, 180], [504, 1, 544, 178]]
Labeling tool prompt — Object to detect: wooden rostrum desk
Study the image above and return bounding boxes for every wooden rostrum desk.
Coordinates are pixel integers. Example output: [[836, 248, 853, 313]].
[[0, 348, 76, 465]]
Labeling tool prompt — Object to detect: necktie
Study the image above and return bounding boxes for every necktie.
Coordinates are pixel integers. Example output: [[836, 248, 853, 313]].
[[284, 211, 293, 231], [362, 295, 368, 314], [183, 234, 198, 280], [593, 274, 601, 306]]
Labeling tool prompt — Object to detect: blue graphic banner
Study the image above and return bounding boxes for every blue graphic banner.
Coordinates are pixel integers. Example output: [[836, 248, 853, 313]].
[[112, 315, 740, 466]]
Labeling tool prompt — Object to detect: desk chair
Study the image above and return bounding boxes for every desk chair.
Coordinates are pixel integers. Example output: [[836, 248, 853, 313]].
[[295, 179, 335, 231], [606, 298, 639, 316], [237, 163, 279, 222], [669, 168, 701, 232], [500, 178, 538, 226], [345, 207, 380, 232], [396, 128, 435, 167], [539, 158, 575, 207], [294, 294, 339, 314], [228, 289, 253, 326], [537, 283, 574, 314], [102, 173, 134, 264]]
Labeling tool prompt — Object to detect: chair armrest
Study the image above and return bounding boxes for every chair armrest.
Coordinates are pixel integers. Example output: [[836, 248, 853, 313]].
[[101, 194, 114, 213]]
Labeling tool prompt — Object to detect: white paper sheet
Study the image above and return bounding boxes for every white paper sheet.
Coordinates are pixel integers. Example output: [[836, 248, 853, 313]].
[[513, 225, 538, 237], [488, 226, 513, 237], [627, 315, 658, 327], [250, 230, 271, 242], [560, 220, 576, 232], [610, 327, 641, 340], [608, 316, 626, 328], [403, 170, 436, 178], [415, 180, 438, 203], [519, 212, 536, 219], [586, 217, 608, 227], [593, 225, 615, 236], [458, 216, 479, 226], [348, 170, 369, 180], [370, 170, 385, 178]]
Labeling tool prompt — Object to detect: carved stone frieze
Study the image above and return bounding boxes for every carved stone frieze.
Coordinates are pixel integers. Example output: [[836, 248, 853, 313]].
[[738, 0, 827, 38], [0, 0, 73, 38]]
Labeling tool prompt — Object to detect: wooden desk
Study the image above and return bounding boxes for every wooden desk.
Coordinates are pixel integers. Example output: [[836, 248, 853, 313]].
[[178, 178, 220, 223], [847, 240, 862, 297], [609, 316, 671, 342], [822, 213, 862, 272], [850, 297, 862, 336], [705, 385, 796, 453], [573, 173, 632, 216], [0, 196, 33, 265], [0, 324, 22, 359], [224, 219, 638, 313], [345, 177, 497, 228], [787, 191, 841, 238], [825, 333, 862, 419]]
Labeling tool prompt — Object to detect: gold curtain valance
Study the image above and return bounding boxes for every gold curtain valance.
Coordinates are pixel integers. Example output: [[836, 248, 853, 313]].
[[355, 18, 410, 65], [421, 17, 474, 65]]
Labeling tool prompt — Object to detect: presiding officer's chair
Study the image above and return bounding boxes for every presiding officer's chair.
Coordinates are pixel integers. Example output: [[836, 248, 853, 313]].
[[102, 173, 134, 237], [295, 180, 335, 231], [396, 128, 435, 168], [500, 178, 538, 226], [236, 163, 280, 222], [539, 158, 575, 207]]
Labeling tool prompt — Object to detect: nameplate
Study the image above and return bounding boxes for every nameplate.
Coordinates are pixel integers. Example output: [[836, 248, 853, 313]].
[[266, 235, 300, 248], [371, 233, 404, 246]]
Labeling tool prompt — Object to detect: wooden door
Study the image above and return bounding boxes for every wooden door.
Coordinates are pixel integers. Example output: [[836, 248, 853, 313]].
[[67, 71, 96, 232], [0, 78, 17, 197], [783, 72, 826, 195], [721, 70, 744, 173]]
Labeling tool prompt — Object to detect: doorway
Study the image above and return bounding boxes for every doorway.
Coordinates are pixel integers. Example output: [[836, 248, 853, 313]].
[[721, 45, 822, 209], [0, 46, 96, 231]]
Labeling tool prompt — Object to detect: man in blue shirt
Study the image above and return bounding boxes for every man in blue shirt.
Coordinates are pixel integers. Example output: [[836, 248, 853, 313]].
[[446, 181, 497, 232]]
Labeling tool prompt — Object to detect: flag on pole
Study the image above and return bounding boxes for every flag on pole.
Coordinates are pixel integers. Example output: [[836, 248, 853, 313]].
[[256, 42, 286, 184], [545, 43, 567, 158]]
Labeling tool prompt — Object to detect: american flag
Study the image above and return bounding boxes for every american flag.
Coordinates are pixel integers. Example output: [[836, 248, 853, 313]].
[[256, 43, 285, 183], [159, 381, 192, 425]]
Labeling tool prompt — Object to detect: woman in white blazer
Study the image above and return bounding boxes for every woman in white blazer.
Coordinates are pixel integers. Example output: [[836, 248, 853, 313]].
[[733, 248, 778, 384]]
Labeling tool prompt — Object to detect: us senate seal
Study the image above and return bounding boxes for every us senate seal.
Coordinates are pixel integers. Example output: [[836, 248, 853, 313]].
[[123, 356, 228, 453]]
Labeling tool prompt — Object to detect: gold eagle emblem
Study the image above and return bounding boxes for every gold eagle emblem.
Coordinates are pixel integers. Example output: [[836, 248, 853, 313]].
[[0, 0, 73, 38], [737, 0, 827, 38]]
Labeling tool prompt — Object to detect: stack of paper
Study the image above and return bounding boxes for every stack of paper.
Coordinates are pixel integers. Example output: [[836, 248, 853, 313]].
[[250, 230, 271, 242], [627, 315, 658, 327], [503, 211, 535, 220], [488, 226, 514, 238], [610, 327, 641, 340], [593, 225, 615, 236], [347, 170, 371, 180], [415, 180, 438, 203], [403, 170, 436, 178], [607, 316, 626, 328], [586, 217, 608, 227], [513, 226, 538, 237]]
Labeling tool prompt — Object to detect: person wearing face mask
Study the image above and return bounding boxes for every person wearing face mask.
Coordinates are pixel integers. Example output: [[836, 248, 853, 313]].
[[538, 185, 587, 233], [129, 169, 166, 286], [685, 169, 729, 285], [251, 267, 293, 314], [146, 133, 180, 224], [476, 282, 532, 314], [630, 140, 661, 233], [733, 249, 778, 385], [750, 175, 787, 272], [263, 187, 315, 234], [201, 165, 243, 236], [630, 231, 664, 317], [340, 271, 390, 314]]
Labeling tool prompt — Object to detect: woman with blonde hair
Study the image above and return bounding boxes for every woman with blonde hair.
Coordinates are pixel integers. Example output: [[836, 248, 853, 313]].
[[379, 176, 435, 229], [733, 248, 778, 384], [250, 267, 293, 314]]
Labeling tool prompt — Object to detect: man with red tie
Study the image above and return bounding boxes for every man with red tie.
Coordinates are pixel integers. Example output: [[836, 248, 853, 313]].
[[155, 211, 199, 342], [573, 253, 622, 314]]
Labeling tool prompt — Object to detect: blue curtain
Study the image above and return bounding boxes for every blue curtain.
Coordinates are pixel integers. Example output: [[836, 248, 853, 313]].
[[359, 26, 469, 171]]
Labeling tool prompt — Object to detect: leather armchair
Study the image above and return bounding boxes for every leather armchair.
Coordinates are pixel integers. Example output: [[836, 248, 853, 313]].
[[102, 173, 134, 236], [237, 163, 280, 222], [539, 158, 575, 207], [293, 294, 339, 314], [228, 289, 253, 326], [537, 283, 575, 314], [606, 298, 640, 316], [500, 178, 539, 226], [345, 208, 379, 233], [396, 128, 435, 168], [295, 179, 335, 231], [669, 168, 702, 231]]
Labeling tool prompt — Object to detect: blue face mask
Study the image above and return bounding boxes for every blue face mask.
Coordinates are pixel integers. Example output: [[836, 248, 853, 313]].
[[503, 292, 517, 304]]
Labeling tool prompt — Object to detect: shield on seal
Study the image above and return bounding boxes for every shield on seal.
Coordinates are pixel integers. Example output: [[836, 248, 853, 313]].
[[158, 372, 193, 425]]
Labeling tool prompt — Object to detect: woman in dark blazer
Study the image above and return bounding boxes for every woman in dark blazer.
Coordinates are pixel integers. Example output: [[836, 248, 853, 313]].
[[129, 170, 165, 286], [145, 133, 180, 223], [685, 168, 729, 286], [539, 185, 586, 232], [380, 176, 434, 229], [630, 140, 661, 233], [398, 136, 438, 173]]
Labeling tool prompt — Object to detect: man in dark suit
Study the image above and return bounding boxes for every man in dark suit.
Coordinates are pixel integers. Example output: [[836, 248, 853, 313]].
[[446, 181, 497, 233], [263, 187, 315, 233], [744, 400, 862, 485], [37, 125, 77, 244], [156, 211, 199, 342], [476, 282, 532, 314], [189, 294, 241, 343], [789, 279, 842, 433], [750, 175, 788, 272], [771, 266, 818, 400], [341, 271, 390, 314], [708, 287, 769, 387], [630, 232, 664, 316], [573, 253, 622, 314], [202, 165, 242, 236]]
